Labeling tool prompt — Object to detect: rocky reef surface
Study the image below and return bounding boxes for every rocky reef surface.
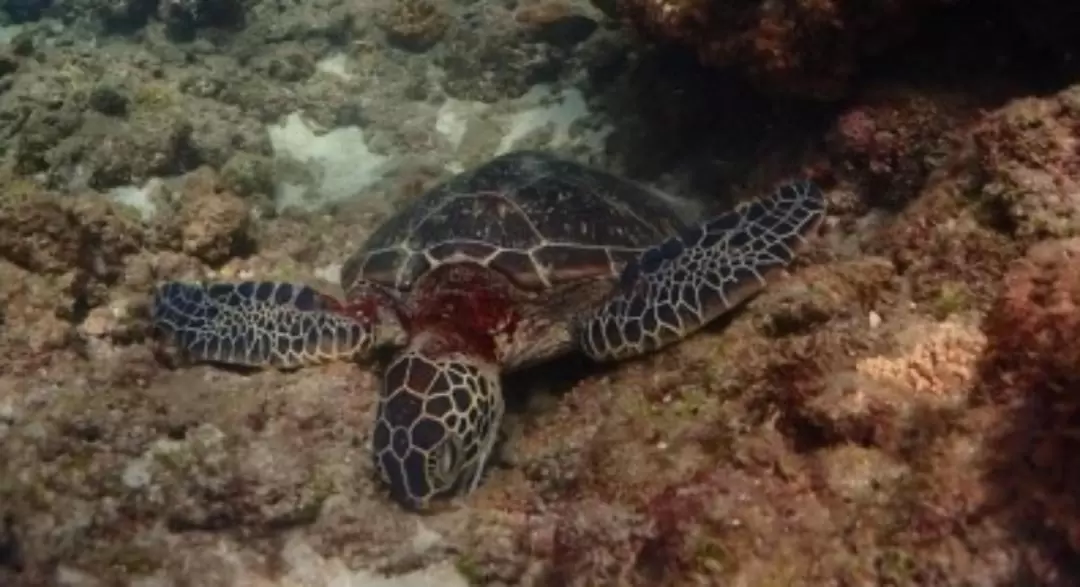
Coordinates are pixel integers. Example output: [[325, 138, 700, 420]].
[[618, 0, 1080, 100], [2, 0, 1080, 585]]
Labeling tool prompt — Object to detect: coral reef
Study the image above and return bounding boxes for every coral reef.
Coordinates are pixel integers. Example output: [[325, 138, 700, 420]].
[[969, 86, 1080, 242], [616, 0, 945, 99], [3, 0, 1080, 584], [515, 0, 600, 49], [427, 0, 604, 103], [824, 87, 980, 210], [982, 238, 1080, 557], [376, 0, 451, 53], [13, 0, 249, 35], [0, 43, 270, 191], [0, 181, 144, 360], [157, 0, 249, 41], [616, 0, 1080, 100], [151, 166, 255, 265], [437, 9, 566, 103]]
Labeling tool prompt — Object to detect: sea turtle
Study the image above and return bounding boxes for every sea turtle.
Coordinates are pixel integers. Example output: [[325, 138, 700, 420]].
[[150, 150, 826, 511]]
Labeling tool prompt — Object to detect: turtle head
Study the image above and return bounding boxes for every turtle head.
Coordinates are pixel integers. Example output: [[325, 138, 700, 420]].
[[371, 331, 504, 510]]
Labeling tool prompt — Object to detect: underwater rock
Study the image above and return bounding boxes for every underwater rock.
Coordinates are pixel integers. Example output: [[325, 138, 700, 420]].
[[0, 184, 142, 284], [514, 0, 599, 49], [825, 87, 979, 210], [57, 0, 159, 33], [376, 0, 452, 53], [856, 81, 1080, 317], [153, 166, 255, 266], [1, 0, 51, 23], [803, 316, 986, 450], [983, 238, 1080, 556], [87, 84, 130, 117], [245, 41, 316, 82], [438, 5, 566, 102], [37, 0, 250, 36], [616, 0, 1080, 101], [157, 0, 248, 41], [0, 46, 270, 190], [969, 84, 1080, 242], [0, 182, 144, 360], [617, 0, 945, 99]]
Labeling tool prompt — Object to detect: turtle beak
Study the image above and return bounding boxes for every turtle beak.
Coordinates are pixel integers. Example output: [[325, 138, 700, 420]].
[[405, 495, 456, 515], [398, 493, 433, 512], [384, 480, 453, 514], [372, 445, 454, 513]]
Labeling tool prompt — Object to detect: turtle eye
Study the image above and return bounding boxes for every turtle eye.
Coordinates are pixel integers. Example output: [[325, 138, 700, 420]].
[[432, 437, 460, 488]]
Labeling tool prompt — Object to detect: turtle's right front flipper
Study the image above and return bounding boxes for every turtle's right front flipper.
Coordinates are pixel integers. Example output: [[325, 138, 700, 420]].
[[577, 180, 827, 362], [152, 280, 385, 369]]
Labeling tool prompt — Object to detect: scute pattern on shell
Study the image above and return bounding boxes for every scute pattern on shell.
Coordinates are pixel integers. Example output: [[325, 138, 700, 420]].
[[341, 151, 691, 294]]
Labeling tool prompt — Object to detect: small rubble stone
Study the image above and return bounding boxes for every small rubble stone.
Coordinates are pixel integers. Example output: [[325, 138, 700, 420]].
[[440, 33, 562, 102], [156, 167, 254, 266], [247, 42, 316, 83], [87, 84, 129, 117], [158, 0, 248, 41], [219, 151, 275, 201], [377, 0, 452, 53], [515, 0, 599, 48]]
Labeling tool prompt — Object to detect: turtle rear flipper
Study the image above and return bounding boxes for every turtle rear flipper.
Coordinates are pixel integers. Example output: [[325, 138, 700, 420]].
[[152, 280, 388, 369], [578, 180, 827, 362]]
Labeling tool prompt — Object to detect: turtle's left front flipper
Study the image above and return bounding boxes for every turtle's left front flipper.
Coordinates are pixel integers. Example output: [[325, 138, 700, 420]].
[[577, 180, 827, 362]]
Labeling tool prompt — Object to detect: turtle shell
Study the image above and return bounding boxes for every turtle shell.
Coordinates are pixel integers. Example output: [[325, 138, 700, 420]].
[[341, 151, 691, 294]]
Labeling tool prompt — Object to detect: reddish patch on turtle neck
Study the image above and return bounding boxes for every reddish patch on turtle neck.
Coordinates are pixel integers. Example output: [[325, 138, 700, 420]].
[[404, 263, 522, 362], [319, 291, 383, 328], [318, 282, 406, 338]]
